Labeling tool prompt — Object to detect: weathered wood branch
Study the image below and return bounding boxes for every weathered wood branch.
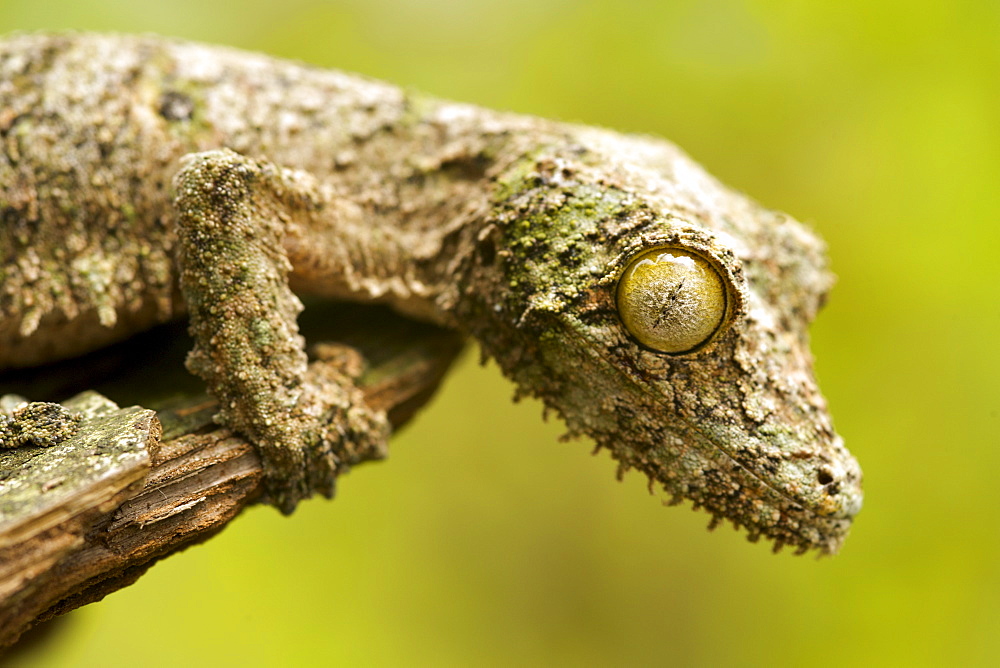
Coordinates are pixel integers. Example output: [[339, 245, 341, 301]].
[[0, 305, 464, 648]]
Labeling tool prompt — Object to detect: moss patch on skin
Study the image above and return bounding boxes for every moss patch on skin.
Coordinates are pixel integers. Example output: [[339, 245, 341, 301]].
[[491, 160, 636, 318]]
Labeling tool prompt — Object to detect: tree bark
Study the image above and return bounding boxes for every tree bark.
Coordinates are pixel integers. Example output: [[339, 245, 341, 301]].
[[0, 305, 464, 648]]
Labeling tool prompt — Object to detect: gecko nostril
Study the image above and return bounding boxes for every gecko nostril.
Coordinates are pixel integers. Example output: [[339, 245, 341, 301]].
[[817, 469, 834, 485]]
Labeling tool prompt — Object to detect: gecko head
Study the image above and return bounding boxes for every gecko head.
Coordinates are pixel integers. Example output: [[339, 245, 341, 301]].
[[466, 138, 863, 554]]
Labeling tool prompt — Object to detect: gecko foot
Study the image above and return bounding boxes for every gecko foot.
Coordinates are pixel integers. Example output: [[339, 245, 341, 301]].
[[257, 353, 391, 514]]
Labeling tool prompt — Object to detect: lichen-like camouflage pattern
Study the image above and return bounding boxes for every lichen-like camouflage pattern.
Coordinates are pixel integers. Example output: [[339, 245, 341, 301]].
[[0, 33, 861, 553]]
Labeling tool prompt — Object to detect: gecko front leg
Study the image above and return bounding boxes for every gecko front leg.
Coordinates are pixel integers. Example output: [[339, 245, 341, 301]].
[[174, 149, 390, 513]]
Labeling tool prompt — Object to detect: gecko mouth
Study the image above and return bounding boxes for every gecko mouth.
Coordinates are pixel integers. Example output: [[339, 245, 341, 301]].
[[685, 420, 861, 520], [652, 423, 858, 554], [684, 423, 861, 519], [572, 331, 860, 551]]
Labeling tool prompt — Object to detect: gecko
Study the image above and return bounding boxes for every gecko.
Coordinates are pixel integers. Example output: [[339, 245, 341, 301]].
[[0, 32, 862, 554]]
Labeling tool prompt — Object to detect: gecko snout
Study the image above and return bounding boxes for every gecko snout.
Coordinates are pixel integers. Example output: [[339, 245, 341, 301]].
[[806, 438, 863, 520]]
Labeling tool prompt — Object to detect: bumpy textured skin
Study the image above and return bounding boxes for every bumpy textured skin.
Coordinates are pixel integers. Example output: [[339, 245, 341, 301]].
[[0, 33, 861, 550], [0, 401, 82, 448]]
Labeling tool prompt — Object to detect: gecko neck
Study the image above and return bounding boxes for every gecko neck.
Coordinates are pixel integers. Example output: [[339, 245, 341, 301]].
[[285, 103, 568, 327]]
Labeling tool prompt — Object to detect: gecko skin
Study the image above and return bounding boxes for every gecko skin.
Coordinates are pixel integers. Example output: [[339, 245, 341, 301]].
[[0, 33, 862, 553]]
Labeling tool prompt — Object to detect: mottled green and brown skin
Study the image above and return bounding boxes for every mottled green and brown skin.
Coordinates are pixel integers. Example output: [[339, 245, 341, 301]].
[[0, 33, 861, 552]]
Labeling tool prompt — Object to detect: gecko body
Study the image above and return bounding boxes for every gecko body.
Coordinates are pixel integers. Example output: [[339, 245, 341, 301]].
[[0, 33, 861, 553]]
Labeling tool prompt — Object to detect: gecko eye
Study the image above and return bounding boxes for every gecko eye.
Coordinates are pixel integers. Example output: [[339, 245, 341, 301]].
[[616, 247, 728, 354]]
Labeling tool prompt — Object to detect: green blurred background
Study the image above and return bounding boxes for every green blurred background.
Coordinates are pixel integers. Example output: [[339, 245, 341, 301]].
[[3, 0, 999, 665]]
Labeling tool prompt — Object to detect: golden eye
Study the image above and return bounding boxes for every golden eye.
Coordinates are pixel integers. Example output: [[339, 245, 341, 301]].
[[616, 247, 728, 354]]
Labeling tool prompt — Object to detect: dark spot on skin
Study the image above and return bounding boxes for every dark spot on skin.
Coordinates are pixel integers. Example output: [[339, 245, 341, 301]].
[[159, 91, 195, 122], [557, 243, 583, 268], [0, 112, 26, 139], [576, 303, 613, 326], [439, 152, 492, 180], [478, 236, 496, 266], [817, 469, 834, 485], [763, 454, 783, 475]]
